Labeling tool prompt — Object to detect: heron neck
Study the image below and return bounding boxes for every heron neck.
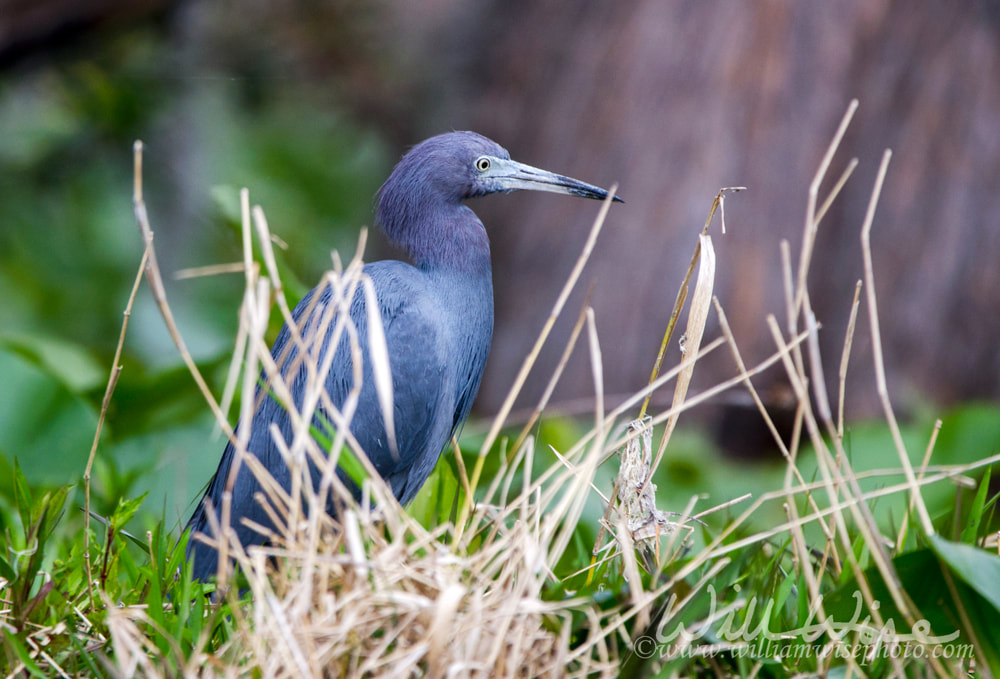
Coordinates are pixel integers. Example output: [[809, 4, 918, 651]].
[[392, 203, 492, 277]]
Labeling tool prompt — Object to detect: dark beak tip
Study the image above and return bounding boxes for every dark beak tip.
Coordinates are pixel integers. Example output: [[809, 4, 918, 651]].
[[612, 195, 625, 204]]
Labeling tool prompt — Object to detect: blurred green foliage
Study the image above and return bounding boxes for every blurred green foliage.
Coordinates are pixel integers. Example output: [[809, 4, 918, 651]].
[[0, 28, 390, 529]]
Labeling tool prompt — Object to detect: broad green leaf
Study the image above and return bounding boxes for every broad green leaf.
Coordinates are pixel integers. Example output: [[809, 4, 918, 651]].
[[409, 457, 461, 528], [0, 554, 15, 581], [928, 534, 1000, 613], [0, 333, 105, 393], [825, 548, 960, 641], [0, 347, 99, 486]]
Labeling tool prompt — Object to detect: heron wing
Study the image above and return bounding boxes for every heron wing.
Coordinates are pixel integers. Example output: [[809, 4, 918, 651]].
[[347, 261, 454, 503], [186, 260, 453, 578]]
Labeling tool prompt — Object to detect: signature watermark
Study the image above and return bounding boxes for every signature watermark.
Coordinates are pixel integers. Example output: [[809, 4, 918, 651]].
[[630, 585, 974, 663]]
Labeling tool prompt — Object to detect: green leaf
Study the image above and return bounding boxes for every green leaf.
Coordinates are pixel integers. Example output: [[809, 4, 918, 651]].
[[773, 567, 794, 618], [39, 486, 70, 543], [12, 459, 31, 530], [959, 467, 991, 545], [311, 415, 370, 492], [0, 332, 106, 393], [825, 548, 960, 641], [209, 184, 243, 226], [111, 492, 148, 531], [0, 554, 15, 581], [2, 628, 49, 677], [69, 634, 106, 679], [928, 533, 1000, 614], [409, 457, 461, 528], [0, 347, 99, 487], [85, 508, 147, 551]]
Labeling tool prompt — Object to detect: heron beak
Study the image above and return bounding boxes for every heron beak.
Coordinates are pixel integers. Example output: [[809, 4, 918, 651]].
[[493, 158, 625, 203]]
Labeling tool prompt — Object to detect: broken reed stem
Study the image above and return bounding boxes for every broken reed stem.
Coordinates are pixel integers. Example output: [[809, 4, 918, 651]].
[[792, 99, 858, 330], [860, 149, 935, 537], [837, 281, 863, 439], [82, 246, 148, 609], [647, 232, 715, 486], [637, 186, 743, 420], [131, 141, 238, 444]]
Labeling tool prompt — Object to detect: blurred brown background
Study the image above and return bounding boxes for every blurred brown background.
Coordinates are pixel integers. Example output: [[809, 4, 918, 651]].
[[3, 0, 998, 475], [459, 1, 1000, 427]]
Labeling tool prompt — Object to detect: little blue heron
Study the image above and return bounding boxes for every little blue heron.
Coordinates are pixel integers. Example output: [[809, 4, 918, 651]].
[[185, 131, 620, 583]]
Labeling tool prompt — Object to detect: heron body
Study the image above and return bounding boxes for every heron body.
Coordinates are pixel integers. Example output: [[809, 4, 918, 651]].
[[186, 131, 618, 583]]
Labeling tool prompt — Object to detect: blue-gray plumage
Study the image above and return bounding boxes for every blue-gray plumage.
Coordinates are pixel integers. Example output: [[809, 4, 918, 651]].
[[185, 131, 620, 583]]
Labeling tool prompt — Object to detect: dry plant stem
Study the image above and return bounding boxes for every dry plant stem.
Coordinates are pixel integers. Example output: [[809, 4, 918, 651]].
[[763, 104, 935, 664], [246, 255, 397, 532], [703, 458, 995, 562], [615, 512, 647, 632], [637, 187, 741, 420], [82, 246, 147, 607], [792, 99, 858, 328], [132, 140, 246, 591], [837, 281, 863, 439], [690, 493, 751, 522], [218, 211, 270, 589], [860, 149, 934, 536], [561, 332, 808, 588], [785, 102, 859, 403], [768, 315, 945, 676], [814, 158, 859, 226], [784, 490, 859, 671], [450, 433, 473, 506], [805, 303, 831, 423], [546, 434, 607, 576], [646, 233, 715, 491], [213, 192, 256, 432], [595, 333, 794, 468], [361, 275, 399, 457], [940, 563, 991, 675], [781, 240, 795, 337], [457, 194, 617, 538], [509, 335, 733, 512], [636, 243, 690, 419], [131, 142, 236, 444], [476, 185, 617, 463], [173, 261, 246, 279], [895, 419, 942, 551], [549, 308, 605, 571], [586, 334, 809, 579], [217, 301, 250, 436], [509, 293, 593, 457], [713, 297, 833, 541], [767, 319, 889, 597], [249, 210, 371, 487]]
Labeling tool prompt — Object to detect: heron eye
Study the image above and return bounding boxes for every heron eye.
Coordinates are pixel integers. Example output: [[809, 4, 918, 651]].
[[475, 156, 491, 172]]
